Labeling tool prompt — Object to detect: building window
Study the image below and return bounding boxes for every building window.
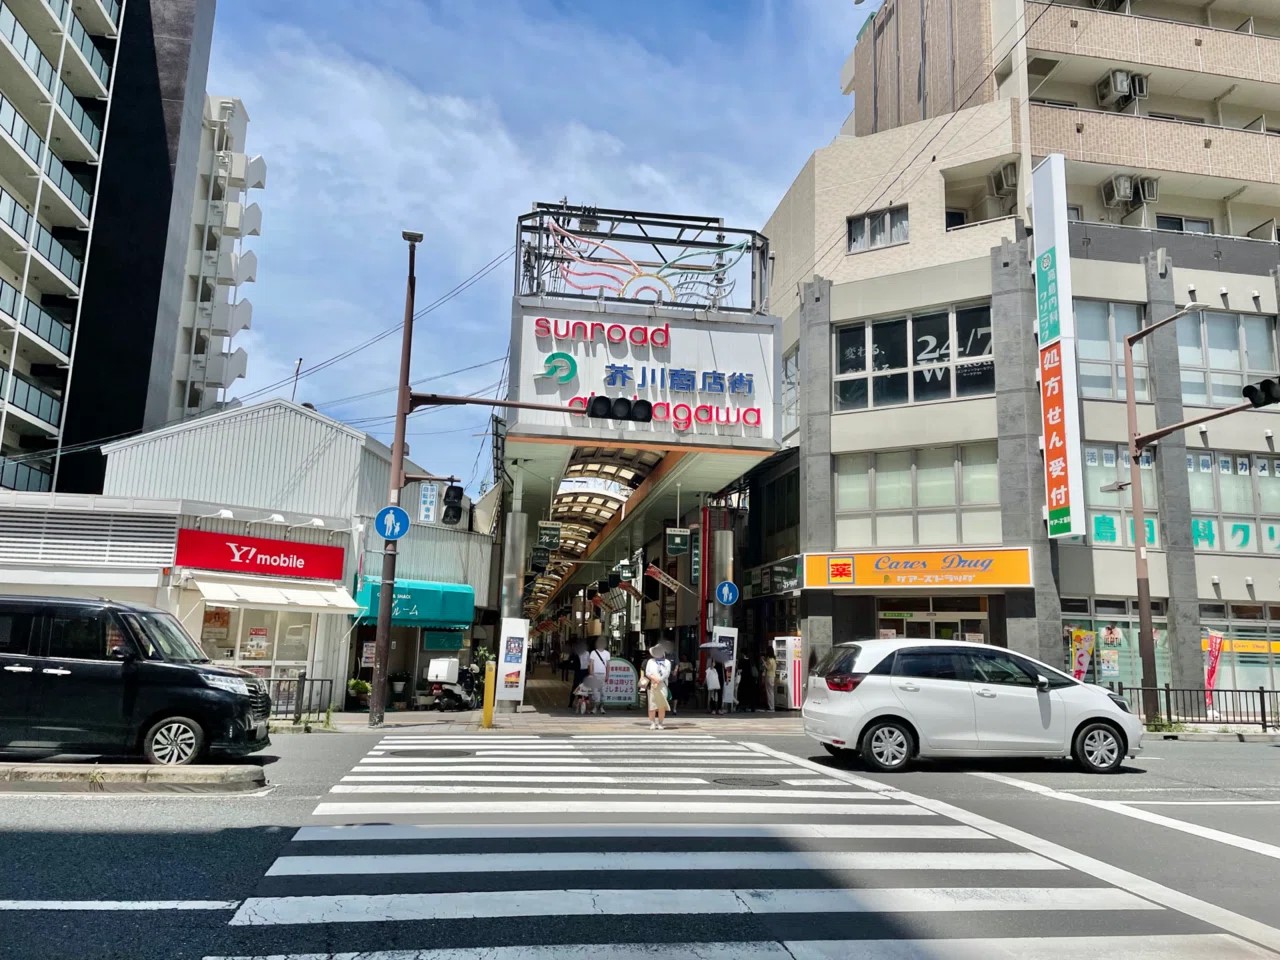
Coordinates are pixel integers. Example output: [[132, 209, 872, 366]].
[[833, 303, 994, 411], [781, 346, 799, 438], [848, 205, 909, 253], [1188, 450, 1280, 553], [833, 442, 1001, 547], [765, 470, 800, 536], [1156, 214, 1213, 234], [1075, 300, 1147, 401], [1147, 112, 1205, 125], [1083, 443, 1159, 548], [945, 209, 968, 231], [1177, 310, 1278, 408], [1066, 205, 1084, 221]]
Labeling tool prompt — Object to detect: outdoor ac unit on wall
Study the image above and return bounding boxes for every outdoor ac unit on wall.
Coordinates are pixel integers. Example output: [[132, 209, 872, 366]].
[[1138, 177, 1159, 203], [1096, 70, 1132, 107], [1130, 74, 1150, 99], [996, 162, 1018, 196], [1101, 174, 1135, 208]]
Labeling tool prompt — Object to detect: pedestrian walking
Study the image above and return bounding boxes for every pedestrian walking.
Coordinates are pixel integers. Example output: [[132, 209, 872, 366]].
[[586, 637, 610, 714], [566, 642, 590, 709], [763, 648, 777, 711], [643, 642, 672, 730], [672, 652, 694, 715], [705, 659, 722, 715]]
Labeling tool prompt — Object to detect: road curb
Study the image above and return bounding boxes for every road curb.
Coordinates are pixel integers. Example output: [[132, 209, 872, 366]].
[[1150, 731, 1280, 742], [0, 763, 267, 793], [267, 722, 340, 734]]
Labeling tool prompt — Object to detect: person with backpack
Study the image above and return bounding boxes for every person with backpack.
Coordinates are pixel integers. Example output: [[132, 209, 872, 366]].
[[586, 637, 611, 714], [642, 642, 673, 731]]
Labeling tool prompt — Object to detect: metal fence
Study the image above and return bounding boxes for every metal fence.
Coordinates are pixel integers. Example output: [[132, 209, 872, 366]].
[[265, 673, 334, 724], [1109, 683, 1278, 731]]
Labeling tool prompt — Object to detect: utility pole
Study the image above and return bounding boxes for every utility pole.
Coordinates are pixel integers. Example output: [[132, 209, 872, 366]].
[[368, 230, 422, 728]]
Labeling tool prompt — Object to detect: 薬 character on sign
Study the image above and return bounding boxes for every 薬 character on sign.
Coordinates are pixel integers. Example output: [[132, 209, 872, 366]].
[[604, 364, 634, 387], [827, 560, 853, 583], [669, 368, 697, 393], [702, 371, 726, 394]]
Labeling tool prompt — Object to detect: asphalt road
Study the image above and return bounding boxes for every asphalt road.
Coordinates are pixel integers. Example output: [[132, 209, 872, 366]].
[[0, 730, 1277, 960]]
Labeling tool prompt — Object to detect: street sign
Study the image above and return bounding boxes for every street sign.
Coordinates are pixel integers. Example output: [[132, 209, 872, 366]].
[[666, 527, 690, 556], [530, 547, 550, 572], [537, 521, 561, 550], [418, 482, 439, 524], [374, 505, 411, 541], [715, 580, 740, 606], [618, 561, 634, 581]]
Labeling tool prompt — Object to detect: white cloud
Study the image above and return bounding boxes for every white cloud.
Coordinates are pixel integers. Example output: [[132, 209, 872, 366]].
[[208, 0, 857, 489]]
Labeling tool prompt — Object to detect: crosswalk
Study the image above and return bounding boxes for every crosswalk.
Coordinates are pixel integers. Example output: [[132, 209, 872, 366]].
[[205, 733, 1279, 959]]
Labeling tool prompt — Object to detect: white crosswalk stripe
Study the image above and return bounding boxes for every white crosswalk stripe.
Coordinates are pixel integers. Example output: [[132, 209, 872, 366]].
[[206, 734, 1280, 959]]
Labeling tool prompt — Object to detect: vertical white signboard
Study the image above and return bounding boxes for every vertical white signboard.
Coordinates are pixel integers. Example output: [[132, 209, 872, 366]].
[[496, 617, 530, 702]]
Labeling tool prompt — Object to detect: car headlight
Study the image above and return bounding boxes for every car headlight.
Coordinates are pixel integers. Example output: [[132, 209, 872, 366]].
[[1107, 693, 1131, 714], [203, 674, 250, 697]]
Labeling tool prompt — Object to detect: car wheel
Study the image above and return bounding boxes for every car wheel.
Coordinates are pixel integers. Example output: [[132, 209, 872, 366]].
[[143, 717, 205, 766], [860, 720, 914, 773], [1074, 721, 1124, 774]]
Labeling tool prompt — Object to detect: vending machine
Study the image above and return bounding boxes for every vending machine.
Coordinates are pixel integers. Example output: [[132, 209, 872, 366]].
[[771, 635, 804, 710]]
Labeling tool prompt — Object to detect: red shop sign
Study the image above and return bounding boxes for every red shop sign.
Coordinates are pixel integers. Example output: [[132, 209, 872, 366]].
[[175, 528, 345, 581]]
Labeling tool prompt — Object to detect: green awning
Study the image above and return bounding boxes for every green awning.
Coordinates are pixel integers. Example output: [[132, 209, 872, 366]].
[[354, 578, 475, 630]]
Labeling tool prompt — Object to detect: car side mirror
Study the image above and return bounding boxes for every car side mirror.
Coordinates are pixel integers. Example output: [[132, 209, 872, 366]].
[[1036, 674, 1050, 691], [109, 646, 137, 662]]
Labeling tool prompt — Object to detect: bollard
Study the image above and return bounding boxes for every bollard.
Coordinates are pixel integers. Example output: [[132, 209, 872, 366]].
[[293, 670, 306, 725], [481, 660, 497, 729]]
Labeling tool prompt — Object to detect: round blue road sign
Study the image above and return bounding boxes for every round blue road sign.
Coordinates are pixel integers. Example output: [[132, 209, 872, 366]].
[[715, 580, 740, 606], [375, 505, 411, 541]]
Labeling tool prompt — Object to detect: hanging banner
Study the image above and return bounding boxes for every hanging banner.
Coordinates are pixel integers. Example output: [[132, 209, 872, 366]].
[[666, 527, 691, 557], [1070, 628, 1096, 681], [618, 581, 644, 602], [1204, 630, 1225, 709], [645, 562, 695, 595], [495, 618, 531, 702], [1031, 154, 1085, 537], [537, 521, 562, 550]]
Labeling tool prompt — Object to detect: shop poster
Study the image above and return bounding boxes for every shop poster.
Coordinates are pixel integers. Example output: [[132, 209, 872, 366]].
[[712, 626, 739, 707], [602, 658, 638, 706], [1070, 628, 1096, 681], [496, 618, 530, 702], [244, 627, 270, 660], [1099, 649, 1119, 679], [1205, 630, 1225, 710]]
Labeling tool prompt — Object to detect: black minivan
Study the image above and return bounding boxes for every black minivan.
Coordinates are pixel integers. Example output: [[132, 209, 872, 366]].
[[0, 596, 271, 764]]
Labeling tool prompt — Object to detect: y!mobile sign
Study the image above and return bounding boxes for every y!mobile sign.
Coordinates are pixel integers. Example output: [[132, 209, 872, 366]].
[[511, 306, 779, 447], [1031, 155, 1084, 538]]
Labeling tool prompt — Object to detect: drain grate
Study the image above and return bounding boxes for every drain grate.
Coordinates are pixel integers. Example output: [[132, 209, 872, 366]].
[[712, 776, 780, 787], [387, 749, 475, 759]]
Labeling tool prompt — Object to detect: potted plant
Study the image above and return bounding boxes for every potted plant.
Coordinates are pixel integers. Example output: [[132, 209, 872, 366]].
[[347, 677, 371, 709], [389, 671, 411, 697]]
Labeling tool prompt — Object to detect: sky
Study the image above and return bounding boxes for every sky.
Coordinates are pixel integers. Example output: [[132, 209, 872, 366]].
[[207, 0, 871, 494]]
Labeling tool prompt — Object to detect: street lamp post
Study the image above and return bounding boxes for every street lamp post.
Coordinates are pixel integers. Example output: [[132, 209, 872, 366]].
[[368, 230, 423, 728]]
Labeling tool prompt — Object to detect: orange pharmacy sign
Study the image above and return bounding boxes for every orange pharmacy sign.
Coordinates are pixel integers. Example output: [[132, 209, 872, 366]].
[[804, 549, 1033, 590]]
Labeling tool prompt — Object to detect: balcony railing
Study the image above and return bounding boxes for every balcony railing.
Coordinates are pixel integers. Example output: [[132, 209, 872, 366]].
[[66, 12, 109, 86], [56, 83, 101, 150], [44, 151, 90, 217], [0, 94, 41, 165], [31, 221, 80, 285], [0, 4, 56, 94], [0, 183, 31, 241], [0, 456, 50, 491], [0, 277, 70, 355], [2, 367, 61, 426]]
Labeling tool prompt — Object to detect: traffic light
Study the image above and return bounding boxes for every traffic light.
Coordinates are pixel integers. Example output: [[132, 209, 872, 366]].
[[1244, 379, 1280, 409], [440, 484, 465, 525], [586, 396, 652, 422]]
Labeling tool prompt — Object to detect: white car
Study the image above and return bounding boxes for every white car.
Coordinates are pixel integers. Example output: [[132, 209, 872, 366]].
[[802, 638, 1143, 774]]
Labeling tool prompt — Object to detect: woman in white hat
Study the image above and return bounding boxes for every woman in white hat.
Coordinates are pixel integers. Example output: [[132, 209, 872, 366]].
[[644, 642, 673, 730]]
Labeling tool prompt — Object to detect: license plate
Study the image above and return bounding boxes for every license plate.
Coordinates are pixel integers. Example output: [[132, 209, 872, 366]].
[[254, 721, 267, 739]]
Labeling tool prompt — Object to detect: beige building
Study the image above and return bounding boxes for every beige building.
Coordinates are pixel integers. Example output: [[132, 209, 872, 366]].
[[759, 0, 1280, 699]]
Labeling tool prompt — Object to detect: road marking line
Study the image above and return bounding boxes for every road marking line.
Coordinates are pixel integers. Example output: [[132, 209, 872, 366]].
[[345, 765, 803, 774], [1064, 787, 1235, 794], [0, 900, 240, 911], [265, 850, 1059, 877], [969, 772, 1280, 864], [202, 934, 1280, 960], [328, 785, 890, 800], [340, 774, 713, 784], [310, 800, 933, 817], [228, 885, 1139, 925], [289, 823, 985, 842], [740, 745, 1280, 954], [363, 753, 779, 764], [1125, 801, 1280, 807]]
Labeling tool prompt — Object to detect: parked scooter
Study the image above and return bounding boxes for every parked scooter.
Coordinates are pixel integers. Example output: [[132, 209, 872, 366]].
[[432, 663, 480, 711]]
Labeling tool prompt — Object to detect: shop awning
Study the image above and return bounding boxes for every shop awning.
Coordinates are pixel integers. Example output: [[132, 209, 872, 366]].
[[192, 578, 361, 613], [354, 578, 475, 630]]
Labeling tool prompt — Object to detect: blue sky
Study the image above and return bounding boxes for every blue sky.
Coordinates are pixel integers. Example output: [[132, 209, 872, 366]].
[[207, 0, 870, 493]]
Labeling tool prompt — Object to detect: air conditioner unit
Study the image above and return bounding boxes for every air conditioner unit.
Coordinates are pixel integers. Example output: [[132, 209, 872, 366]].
[[996, 162, 1019, 196], [973, 196, 1005, 222], [1096, 70, 1132, 108], [1138, 177, 1159, 203], [1101, 174, 1135, 208], [1130, 74, 1150, 99]]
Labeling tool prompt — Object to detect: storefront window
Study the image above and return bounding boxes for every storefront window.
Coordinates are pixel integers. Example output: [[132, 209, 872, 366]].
[[199, 607, 235, 661], [1062, 598, 1170, 688], [276, 611, 313, 663], [239, 609, 276, 664]]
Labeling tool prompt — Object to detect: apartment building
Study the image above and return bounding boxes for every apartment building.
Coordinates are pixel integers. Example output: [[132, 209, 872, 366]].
[[0, 0, 122, 494], [757, 0, 1280, 695], [170, 94, 264, 422]]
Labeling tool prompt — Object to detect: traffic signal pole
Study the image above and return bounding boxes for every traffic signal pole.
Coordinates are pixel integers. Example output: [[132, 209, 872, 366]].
[[368, 231, 421, 729]]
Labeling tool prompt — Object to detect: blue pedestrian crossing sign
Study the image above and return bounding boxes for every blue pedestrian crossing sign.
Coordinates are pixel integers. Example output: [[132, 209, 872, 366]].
[[374, 505, 411, 541], [715, 580, 740, 606]]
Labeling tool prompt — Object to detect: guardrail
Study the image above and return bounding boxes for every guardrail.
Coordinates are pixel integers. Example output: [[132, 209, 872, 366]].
[[265, 673, 333, 724], [1109, 683, 1278, 730]]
